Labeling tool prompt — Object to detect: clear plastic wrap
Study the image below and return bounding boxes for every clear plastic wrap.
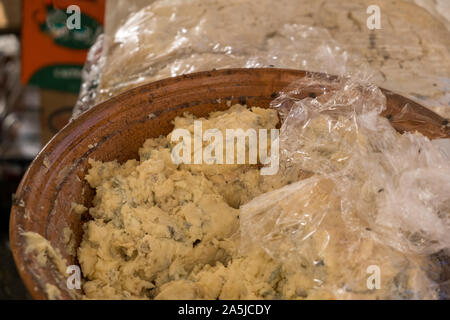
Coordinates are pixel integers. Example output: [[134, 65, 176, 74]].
[[72, 34, 105, 119], [241, 74, 450, 299], [73, 0, 450, 119]]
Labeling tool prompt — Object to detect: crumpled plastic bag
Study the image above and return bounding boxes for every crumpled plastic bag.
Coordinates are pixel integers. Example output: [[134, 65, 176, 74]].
[[241, 74, 450, 299], [72, 0, 376, 119], [72, 0, 450, 120]]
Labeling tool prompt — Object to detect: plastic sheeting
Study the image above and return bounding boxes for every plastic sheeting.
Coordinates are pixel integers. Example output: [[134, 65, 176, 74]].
[[241, 74, 450, 299], [73, 0, 450, 119]]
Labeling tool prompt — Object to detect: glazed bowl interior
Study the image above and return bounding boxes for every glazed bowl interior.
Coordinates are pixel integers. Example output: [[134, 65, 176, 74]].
[[9, 68, 449, 299]]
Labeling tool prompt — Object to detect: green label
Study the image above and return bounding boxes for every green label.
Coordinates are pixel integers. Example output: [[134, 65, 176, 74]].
[[40, 5, 103, 50], [29, 65, 83, 93]]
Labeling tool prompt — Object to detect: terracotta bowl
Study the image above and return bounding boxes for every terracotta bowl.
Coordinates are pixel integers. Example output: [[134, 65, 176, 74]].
[[9, 68, 450, 299]]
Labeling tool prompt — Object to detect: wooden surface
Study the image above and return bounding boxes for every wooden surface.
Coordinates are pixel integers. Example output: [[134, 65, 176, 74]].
[[9, 68, 450, 299]]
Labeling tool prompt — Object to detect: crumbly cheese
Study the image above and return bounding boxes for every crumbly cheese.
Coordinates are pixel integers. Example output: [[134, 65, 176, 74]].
[[77, 104, 437, 300], [71, 202, 88, 215], [79, 105, 291, 299], [45, 283, 62, 300], [23, 232, 67, 275], [62, 227, 76, 257], [22, 232, 69, 300]]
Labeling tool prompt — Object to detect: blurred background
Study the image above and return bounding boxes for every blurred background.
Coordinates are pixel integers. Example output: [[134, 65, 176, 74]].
[[0, 0, 448, 299], [0, 0, 105, 299]]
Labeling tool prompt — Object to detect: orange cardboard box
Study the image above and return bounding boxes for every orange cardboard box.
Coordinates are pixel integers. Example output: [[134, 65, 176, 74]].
[[21, 0, 105, 93]]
